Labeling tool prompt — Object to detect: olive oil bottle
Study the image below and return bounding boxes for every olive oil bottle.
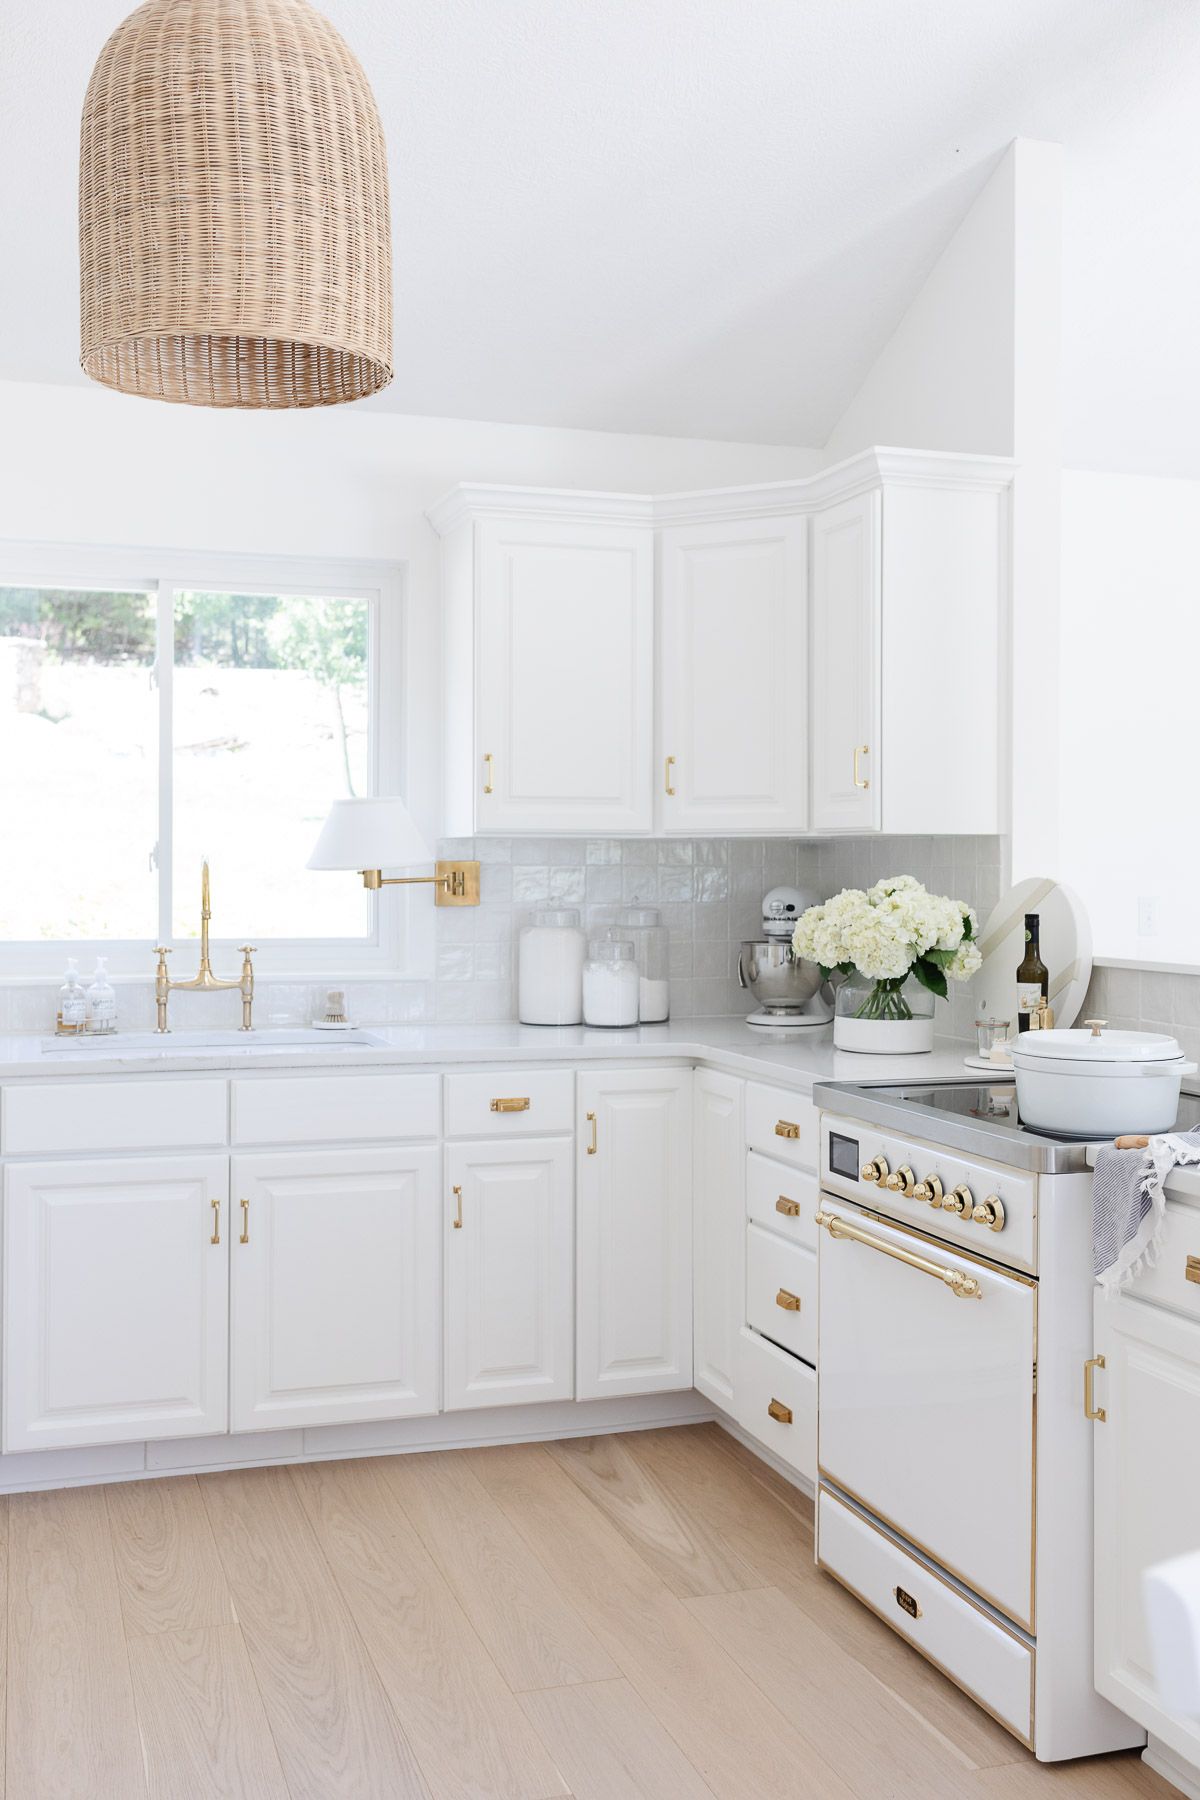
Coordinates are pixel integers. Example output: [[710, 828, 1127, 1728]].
[[1016, 913, 1049, 1033]]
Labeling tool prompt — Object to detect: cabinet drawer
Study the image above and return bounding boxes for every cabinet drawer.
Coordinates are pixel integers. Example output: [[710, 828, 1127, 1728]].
[[746, 1151, 817, 1251], [735, 1326, 816, 1484], [444, 1069, 573, 1138], [3, 1078, 227, 1155], [231, 1074, 439, 1146], [744, 1083, 817, 1170], [746, 1224, 816, 1363], [1127, 1199, 1200, 1324], [817, 1486, 1033, 1747]]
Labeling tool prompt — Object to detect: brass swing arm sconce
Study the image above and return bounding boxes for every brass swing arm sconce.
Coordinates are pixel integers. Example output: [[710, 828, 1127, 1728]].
[[358, 861, 480, 906]]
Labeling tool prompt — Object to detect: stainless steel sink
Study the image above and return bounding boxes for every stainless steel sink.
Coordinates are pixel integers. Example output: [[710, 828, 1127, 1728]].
[[39, 1027, 386, 1055]]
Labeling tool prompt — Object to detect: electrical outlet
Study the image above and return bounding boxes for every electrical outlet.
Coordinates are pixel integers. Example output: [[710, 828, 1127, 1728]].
[[1138, 896, 1161, 937]]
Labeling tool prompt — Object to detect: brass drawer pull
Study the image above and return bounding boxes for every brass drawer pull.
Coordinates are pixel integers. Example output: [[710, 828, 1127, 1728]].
[[239, 1197, 250, 1244], [775, 1288, 801, 1312], [853, 743, 870, 789], [490, 1097, 530, 1113], [452, 1184, 463, 1229], [586, 1111, 598, 1155], [1186, 1255, 1200, 1286], [894, 1585, 922, 1620], [775, 1120, 800, 1141], [483, 751, 494, 795], [767, 1397, 793, 1425], [815, 1209, 982, 1300], [210, 1198, 221, 1245], [665, 754, 676, 796], [1084, 1354, 1107, 1422], [775, 1196, 801, 1218]]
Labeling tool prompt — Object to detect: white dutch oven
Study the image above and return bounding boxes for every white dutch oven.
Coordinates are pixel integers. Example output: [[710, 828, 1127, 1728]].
[[1011, 1017, 1198, 1136]]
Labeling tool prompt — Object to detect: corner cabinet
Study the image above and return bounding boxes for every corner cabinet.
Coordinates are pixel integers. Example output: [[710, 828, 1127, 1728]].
[[692, 1069, 745, 1408], [431, 451, 1011, 838]]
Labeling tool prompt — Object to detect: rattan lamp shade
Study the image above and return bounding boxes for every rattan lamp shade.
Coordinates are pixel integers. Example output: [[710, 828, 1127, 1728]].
[[79, 0, 392, 408]]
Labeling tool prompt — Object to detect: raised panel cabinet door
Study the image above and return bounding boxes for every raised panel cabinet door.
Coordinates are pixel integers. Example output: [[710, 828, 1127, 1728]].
[[660, 517, 808, 833], [230, 1146, 440, 1432], [1093, 1292, 1200, 1768], [810, 491, 882, 830], [475, 519, 654, 834], [576, 1069, 693, 1400], [692, 1069, 745, 1408], [444, 1137, 573, 1410], [3, 1154, 229, 1452]]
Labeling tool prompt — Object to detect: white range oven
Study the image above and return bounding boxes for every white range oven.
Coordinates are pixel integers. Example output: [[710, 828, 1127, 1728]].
[[811, 1079, 1145, 1763]]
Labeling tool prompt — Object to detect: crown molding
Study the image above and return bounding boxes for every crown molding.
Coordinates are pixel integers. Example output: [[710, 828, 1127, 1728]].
[[426, 448, 1016, 537]]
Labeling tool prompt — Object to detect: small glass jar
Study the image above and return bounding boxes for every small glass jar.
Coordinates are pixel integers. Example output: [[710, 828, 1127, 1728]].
[[582, 936, 639, 1028], [620, 905, 670, 1022]]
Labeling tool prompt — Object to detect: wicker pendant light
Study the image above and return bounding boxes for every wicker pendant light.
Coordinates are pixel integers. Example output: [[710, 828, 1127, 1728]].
[[79, 0, 392, 408]]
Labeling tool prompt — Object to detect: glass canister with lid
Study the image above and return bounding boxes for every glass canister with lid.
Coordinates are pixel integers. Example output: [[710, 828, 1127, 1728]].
[[582, 934, 640, 1028], [517, 908, 587, 1024], [620, 905, 670, 1022]]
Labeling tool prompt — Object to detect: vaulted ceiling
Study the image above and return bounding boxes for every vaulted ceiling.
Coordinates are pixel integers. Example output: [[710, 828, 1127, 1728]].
[[2, 0, 1197, 470]]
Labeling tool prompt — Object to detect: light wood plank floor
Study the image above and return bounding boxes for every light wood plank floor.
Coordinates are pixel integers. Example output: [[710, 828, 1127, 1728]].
[[0, 1424, 1177, 1800]]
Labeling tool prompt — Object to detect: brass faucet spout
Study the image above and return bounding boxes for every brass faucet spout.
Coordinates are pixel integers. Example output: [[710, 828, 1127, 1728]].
[[154, 864, 256, 1033]]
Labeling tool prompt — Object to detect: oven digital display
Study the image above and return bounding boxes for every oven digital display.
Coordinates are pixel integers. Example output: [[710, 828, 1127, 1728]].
[[828, 1131, 861, 1179]]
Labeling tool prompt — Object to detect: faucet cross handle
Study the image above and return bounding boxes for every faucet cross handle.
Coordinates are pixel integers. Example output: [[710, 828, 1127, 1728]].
[[238, 945, 257, 956]]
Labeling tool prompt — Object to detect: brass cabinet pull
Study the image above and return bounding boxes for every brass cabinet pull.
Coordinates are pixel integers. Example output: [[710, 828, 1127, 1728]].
[[775, 1120, 800, 1140], [815, 1208, 982, 1300], [452, 1184, 463, 1229], [775, 1196, 801, 1218], [1084, 1354, 1107, 1422], [239, 1198, 250, 1244], [490, 1096, 530, 1113], [767, 1398, 793, 1425], [775, 1288, 801, 1312], [665, 755, 676, 796], [210, 1198, 221, 1245], [853, 743, 870, 789], [483, 752, 494, 795], [586, 1111, 598, 1155], [1186, 1255, 1200, 1286]]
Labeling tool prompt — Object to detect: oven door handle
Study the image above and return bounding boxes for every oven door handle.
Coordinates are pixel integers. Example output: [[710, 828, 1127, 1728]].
[[814, 1209, 983, 1299]]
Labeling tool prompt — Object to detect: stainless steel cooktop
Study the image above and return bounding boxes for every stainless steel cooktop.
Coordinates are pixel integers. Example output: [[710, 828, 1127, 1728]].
[[812, 1079, 1200, 1173]]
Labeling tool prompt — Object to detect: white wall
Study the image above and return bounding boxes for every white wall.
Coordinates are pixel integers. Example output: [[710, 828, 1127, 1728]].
[[0, 378, 819, 842], [1060, 469, 1200, 967], [821, 146, 1017, 463]]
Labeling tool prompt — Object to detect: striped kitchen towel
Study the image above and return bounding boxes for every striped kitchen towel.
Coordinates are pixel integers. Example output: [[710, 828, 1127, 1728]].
[[1093, 1126, 1200, 1290]]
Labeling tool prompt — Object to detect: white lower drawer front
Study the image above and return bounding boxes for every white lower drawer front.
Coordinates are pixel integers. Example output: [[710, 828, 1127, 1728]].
[[735, 1326, 815, 1484], [745, 1224, 816, 1363], [818, 1486, 1033, 1747], [746, 1152, 817, 1252]]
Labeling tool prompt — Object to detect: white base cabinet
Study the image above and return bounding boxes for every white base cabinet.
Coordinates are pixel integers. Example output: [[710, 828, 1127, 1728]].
[[4, 1155, 229, 1452], [692, 1069, 745, 1408], [230, 1147, 440, 1433], [576, 1069, 692, 1400], [444, 1137, 574, 1410]]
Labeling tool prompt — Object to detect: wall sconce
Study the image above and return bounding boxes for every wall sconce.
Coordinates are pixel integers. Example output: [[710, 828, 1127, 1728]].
[[307, 798, 479, 906]]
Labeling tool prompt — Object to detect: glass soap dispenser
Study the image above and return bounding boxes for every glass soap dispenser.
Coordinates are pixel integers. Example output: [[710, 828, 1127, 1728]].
[[56, 958, 86, 1036], [84, 956, 117, 1036]]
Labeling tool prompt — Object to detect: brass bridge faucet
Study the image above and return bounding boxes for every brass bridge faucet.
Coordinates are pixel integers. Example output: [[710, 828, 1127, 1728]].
[[154, 862, 255, 1033]]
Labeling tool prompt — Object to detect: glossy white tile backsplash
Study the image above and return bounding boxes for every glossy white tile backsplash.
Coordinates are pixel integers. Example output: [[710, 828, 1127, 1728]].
[[0, 834, 1006, 1037]]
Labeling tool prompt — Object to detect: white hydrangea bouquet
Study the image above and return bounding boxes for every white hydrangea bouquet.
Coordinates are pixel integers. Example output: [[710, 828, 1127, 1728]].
[[792, 875, 981, 1022]]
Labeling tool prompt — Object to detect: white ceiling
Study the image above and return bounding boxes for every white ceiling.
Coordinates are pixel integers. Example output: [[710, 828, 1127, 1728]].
[[2, 0, 1198, 469]]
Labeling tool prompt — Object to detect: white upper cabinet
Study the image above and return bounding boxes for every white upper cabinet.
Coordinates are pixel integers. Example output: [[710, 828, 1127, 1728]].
[[576, 1069, 693, 1400], [438, 503, 654, 835], [4, 1154, 229, 1452], [431, 452, 1011, 839], [659, 517, 808, 834], [810, 492, 882, 831]]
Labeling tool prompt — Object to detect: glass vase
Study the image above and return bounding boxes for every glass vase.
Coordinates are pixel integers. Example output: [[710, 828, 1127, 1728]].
[[833, 973, 935, 1055]]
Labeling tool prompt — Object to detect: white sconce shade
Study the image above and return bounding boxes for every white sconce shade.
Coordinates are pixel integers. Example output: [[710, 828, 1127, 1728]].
[[308, 798, 433, 872]]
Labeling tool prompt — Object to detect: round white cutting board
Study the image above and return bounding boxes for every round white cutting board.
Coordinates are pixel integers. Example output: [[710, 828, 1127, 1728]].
[[974, 877, 1093, 1032]]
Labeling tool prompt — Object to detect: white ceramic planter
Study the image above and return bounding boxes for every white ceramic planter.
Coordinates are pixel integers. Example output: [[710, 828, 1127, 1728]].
[[833, 1014, 935, 1055], [1012, 1024, 1198, 1136]]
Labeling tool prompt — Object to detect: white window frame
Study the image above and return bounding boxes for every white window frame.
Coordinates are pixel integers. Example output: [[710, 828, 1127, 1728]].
[[0, 541, 427, 982]]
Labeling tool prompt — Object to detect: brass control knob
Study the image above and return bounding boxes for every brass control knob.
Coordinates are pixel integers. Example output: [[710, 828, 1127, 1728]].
[[972, 1196, 1006, 1232], [885, 1166, 915, 1196], [860, 1156, 890, 1186], [912, 1175, 944, 1207], [944, 1185, 974, 1217]]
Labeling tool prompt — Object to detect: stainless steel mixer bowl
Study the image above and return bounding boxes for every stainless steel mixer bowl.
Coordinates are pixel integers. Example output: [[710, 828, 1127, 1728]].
[[738, 939, 825, 1014]]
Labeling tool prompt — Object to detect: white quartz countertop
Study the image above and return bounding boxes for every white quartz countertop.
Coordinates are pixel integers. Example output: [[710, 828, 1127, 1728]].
[[0, 1016, 984, 1095]]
